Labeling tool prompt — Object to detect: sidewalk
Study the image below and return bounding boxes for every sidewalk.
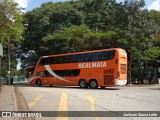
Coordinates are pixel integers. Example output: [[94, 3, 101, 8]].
[[0, 85, 17, 111]]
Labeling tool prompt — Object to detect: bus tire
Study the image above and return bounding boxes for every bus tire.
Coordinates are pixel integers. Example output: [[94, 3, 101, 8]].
[[89, 79, 98, 89], [36, 80, 41, 86], [78, 79, 88, 88]]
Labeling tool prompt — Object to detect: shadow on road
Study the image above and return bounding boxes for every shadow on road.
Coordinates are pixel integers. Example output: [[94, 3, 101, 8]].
[[14, 84, 120, 90], [147, 87, 160, 91]]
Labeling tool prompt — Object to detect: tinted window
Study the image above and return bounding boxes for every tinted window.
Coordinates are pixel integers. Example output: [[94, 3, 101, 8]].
[[36, 71, 51, 77], [39, 50, 115, 65], [26, 67, 35, 77], [54, 69, 80, 77], [36, 69, 80, 77], [39, 58, 50, 65], [120, 64, 127, 74]]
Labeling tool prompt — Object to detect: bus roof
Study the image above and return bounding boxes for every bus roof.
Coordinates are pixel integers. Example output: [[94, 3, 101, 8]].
[[42, 48, 125, 58]]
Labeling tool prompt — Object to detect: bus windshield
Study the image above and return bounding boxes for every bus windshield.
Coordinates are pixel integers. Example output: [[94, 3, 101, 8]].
[[25, 66, 35, 78]]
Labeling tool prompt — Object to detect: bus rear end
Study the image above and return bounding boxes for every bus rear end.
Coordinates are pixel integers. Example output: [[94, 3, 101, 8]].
[[115, 49, 127, 85]]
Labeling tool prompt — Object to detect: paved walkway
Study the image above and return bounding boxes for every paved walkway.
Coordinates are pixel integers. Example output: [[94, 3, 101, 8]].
[[0, 85, 17, 119]]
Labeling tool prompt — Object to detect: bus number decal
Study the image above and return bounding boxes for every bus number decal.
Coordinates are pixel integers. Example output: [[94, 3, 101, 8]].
[[78, 62, 107, 68]]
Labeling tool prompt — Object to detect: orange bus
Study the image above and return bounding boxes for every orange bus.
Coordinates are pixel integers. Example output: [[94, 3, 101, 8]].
[[26, 48, 127, 88]]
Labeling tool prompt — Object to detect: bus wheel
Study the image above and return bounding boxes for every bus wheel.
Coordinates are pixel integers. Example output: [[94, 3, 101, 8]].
[[89, 80, 98, 89], [37, 80, 41, 86], [79, 79, 88, 88]]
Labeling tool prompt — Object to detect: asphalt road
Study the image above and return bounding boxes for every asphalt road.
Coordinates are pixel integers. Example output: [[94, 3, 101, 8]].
[[15, 85, 160, 120]]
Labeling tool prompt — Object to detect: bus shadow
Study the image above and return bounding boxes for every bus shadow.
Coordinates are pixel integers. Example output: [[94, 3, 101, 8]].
[[147, 87, 160, 91], [41, 86, 120, 91], [14, 84, 120, 90]]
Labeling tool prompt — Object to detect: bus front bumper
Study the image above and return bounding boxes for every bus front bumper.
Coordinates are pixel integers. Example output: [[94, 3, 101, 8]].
[[115, 79, 127, 85]]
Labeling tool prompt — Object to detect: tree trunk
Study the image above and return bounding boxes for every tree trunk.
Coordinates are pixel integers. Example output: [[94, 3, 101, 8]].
[[0, 57, 1, 91], [129, 53, 132, 84]]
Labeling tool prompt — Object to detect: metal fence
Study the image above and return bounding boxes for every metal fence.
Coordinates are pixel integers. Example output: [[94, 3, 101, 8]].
[[1, 76, 27, 85]]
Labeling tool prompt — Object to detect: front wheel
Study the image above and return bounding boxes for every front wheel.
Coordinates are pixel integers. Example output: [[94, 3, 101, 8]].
[[89, 80, 98, 89]]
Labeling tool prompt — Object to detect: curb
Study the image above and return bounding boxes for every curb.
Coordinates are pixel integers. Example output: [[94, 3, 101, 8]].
[[14, 86, 35, 120], [12, 86, 17, 111], [120, 84, 160, 87], [12, 85, 19, 120]]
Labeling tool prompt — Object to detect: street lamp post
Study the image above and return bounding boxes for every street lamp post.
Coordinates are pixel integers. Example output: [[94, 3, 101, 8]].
[[7, 23, 28, 85], [8, 39, 11, 85], [0, 43, 3, 91]]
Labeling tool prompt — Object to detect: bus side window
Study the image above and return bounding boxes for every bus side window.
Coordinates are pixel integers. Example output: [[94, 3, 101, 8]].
[[39, 58, 50, 66]]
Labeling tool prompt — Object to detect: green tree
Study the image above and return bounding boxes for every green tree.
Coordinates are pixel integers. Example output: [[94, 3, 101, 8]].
[[117, 0, 160, 84], [21, 1, 84, 66], [81, 0, 120, 31], [21, 0, 160, 84], [42, 25, 120, 54], [0, 0, 24, 44], [22, 1, 83, 54], [0, 0, 25, 77]]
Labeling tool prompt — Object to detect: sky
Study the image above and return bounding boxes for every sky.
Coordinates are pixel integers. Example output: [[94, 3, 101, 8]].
[[13, 0, 160, 12]]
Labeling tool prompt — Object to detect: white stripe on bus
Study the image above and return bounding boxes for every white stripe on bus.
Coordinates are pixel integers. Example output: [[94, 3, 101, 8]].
[[44, 65, 73, 83]]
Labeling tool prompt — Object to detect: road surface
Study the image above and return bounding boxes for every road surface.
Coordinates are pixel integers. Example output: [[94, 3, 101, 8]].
[[14, 85, 160, 120]]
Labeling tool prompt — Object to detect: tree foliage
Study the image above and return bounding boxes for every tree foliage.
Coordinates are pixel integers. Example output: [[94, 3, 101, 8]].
[[0, 0, 25, 77], [0, 0, 24, 44], [21, 0, 160, 84]]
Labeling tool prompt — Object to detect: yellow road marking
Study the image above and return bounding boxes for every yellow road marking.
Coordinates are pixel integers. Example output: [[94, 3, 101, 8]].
[[86, 93, 100, 120], [28, 93, 43, 109], [57, 92, 68, 120]]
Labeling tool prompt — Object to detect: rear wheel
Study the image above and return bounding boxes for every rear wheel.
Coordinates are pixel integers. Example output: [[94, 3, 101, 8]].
[[37, 80, 41, 86], [89, 80, 98, 89], [79, 79, 88, 88]]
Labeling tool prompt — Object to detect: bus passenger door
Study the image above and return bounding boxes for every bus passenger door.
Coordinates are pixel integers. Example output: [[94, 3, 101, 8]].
[[37, 71, 49, 85]]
